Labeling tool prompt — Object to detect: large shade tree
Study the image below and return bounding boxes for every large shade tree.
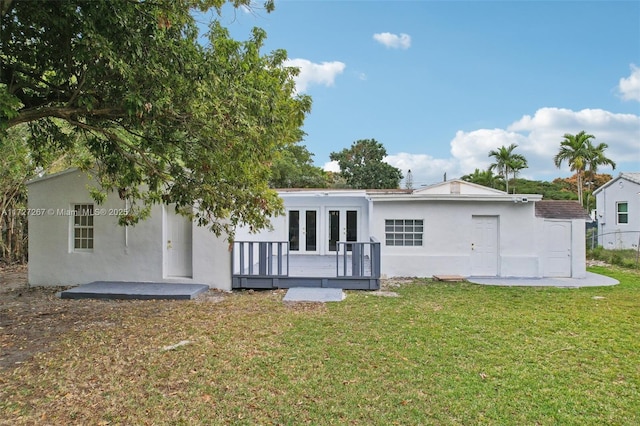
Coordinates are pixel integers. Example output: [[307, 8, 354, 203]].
[[554, 131, 615, 206], [269, 144, 327, 188], [1, 0, 311, 239], [329, 139, 403, 189]]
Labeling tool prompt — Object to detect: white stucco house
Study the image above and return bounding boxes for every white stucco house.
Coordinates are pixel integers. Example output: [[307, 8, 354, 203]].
[[593, 172, 640, 250], [28, 170, 591, 291]]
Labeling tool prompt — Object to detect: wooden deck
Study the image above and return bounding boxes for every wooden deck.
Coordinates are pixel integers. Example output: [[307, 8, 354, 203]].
[[232, 240, 381, 290]]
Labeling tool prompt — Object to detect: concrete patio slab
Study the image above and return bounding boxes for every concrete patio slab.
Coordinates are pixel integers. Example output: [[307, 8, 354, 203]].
[[467, 272, 619, 288], [283, 287, 345, 302], [59, 281, 209, 300]]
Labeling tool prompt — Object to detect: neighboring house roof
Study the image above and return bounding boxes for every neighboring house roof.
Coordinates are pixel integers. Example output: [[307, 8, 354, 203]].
[[592, 172, 640, 196], [535, 200, 591, 220], [622, 172, 640, 185]]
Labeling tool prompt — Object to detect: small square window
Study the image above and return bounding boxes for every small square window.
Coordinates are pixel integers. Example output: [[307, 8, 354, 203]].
[[385, 219, 423, 247]]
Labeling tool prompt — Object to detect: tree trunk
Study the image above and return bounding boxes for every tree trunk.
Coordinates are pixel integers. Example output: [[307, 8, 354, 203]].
[[577, 170, 583, 206], [504, 166, 509, 193]]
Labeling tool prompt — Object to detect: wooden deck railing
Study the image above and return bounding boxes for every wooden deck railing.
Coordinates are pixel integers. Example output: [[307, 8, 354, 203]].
[[335, 238, 381, 278], [233, 241, 289, 277], [231, 238, 381, 289]]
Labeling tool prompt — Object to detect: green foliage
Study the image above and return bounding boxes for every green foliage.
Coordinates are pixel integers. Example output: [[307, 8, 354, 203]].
[[461, 168, 504, 190], [588, 247, 639, 269], [1, 0, 311, 240], [269, 144, 327, 188], [329, 138, 403, 189], [512, 178, 577, 199], [0, 123, 96, 262]]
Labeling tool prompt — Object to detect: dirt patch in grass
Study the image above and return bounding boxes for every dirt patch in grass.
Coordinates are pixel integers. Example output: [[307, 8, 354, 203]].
[[0, 264, 28, 293], [0, 265, 226, 370]]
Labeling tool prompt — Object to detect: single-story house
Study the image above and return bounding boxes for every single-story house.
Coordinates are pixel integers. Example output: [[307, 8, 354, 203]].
[[28, 170, 590, 291], [593, 172, 640, 250]]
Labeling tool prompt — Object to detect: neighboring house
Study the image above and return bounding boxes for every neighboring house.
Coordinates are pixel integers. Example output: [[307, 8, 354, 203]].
[[593, 172, 640, 250], [28, 171, 590, 290]]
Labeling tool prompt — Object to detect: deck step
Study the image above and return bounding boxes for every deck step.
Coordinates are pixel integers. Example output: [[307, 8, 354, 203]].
[[432, 275, 466, 282], [283, 287, 345, 302]]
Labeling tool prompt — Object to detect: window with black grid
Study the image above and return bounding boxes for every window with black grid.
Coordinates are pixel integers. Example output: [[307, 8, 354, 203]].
[[616, 202, 628, 224], [385, 219, 423, 246], [73, 204, 94, 250]]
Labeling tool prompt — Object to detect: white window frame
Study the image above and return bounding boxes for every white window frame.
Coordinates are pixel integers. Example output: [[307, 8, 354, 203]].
[[72, 203, 94, 251], [616, 202, 628, 225], [385, 219, 423, 247]]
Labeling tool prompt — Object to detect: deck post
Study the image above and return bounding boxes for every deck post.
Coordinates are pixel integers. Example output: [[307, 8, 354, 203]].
[[277, 242, 283, 275], [259, 242, 268, 275], [371, 237, 381, 279], [248, 242, 254, 275], [352, 243, 362, 277], [238, 242, 245, 275]]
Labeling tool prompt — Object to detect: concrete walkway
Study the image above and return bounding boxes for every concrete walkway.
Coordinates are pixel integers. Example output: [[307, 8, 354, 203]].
[[467, 272, 619, 288], [59, 281, 209, 300], [283, 287, 346, 302]]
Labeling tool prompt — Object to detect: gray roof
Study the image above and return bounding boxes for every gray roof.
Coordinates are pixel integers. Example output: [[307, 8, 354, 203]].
[[621, 172, 640, 185], [535, 200, 591, 220]]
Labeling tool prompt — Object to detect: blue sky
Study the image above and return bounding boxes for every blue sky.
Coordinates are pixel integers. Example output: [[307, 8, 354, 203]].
[[209, 0, 640, 187]]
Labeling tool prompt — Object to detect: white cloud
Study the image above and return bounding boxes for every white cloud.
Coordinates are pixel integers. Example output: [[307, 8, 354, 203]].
[[505, 107, 640, 173], [618, 64, 640, 101], [384, 153, 457, 186], [323, 160, 340, 173], [284, 58, 346, 93], [374, 108, 639, 186], [373, 32, 411, 50]]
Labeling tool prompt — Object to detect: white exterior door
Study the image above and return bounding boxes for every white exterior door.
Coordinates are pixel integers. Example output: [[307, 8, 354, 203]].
[[543, 220, 571, 277], [288, 209, 318, 254], [471, 216, 499, 276], [328, 208, 358, 252], [165, 208, 193, 278]]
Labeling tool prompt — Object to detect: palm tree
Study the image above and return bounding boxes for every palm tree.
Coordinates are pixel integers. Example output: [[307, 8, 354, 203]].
[[585, 139, 616, 183], [462, 168, 503, 189], [488, 144, 526, 193], [554, 131, 615, 206], [507, 156, 528, 193]]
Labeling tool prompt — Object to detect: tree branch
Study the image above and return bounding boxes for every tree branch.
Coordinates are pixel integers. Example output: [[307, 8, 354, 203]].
[[6, 106, 126, 128]]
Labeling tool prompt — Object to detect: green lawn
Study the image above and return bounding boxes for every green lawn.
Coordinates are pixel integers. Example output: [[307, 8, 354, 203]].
[[2, 267, 639, 425]]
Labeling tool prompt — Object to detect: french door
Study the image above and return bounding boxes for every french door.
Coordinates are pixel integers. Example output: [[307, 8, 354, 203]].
[[328, 209, 358, 252], [288, 209, 318, 254]]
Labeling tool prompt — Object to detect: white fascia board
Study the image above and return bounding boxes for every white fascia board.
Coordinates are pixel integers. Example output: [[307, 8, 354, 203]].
[[367, 194, 543, 202], [277, 190, 368, 198], [25, 167, 81, 186]]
